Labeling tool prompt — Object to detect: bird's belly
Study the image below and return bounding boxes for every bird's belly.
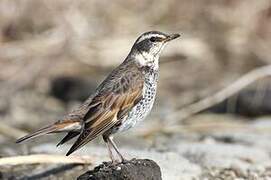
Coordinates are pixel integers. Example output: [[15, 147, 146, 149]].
[[117, 78, 157, 132]]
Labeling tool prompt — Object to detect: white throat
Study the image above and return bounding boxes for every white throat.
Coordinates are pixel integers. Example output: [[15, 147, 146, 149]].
[[135, 51, 159, 71]]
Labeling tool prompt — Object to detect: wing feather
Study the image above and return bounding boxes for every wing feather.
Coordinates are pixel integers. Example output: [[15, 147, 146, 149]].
[[66, 62, 144, 156]]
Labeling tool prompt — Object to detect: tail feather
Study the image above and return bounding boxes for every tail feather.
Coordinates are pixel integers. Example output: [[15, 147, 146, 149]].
[[56, 131, 80, 147], [16, 120, 82, 143], [16, 125, 58, 143]]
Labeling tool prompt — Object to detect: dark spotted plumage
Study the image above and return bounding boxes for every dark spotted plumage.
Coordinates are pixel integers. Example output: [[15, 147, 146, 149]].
[[16, 31, 180, 163]]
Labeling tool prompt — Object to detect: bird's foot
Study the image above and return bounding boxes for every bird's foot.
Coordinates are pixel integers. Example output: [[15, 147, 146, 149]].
[[108, 159, 120, 166], [108, 158, 128, 165], [121, 158, 129, 164]]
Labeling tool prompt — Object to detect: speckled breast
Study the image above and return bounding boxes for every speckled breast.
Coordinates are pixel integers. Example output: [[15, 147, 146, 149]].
[[117, 70, 159, 132]]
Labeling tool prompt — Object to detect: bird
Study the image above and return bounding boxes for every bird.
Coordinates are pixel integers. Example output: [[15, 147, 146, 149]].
[[16, 31, 180, 163]]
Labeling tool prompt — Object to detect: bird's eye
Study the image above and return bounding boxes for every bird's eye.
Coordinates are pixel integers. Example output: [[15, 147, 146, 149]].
[[150, 37, 163, 42], [150, 37, 156, 42]]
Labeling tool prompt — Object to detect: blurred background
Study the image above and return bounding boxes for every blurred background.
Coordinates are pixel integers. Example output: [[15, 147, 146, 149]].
[[1, 0, 271, 179]]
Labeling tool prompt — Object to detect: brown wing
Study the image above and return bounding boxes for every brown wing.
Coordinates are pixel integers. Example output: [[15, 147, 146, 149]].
[[66, 62, 144, 156]]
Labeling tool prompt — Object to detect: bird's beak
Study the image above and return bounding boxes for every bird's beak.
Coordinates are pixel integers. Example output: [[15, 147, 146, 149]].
[[165, 33, 180, 42]]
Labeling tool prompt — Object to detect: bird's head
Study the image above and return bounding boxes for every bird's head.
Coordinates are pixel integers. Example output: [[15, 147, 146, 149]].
[[130, 31, 180, 69]]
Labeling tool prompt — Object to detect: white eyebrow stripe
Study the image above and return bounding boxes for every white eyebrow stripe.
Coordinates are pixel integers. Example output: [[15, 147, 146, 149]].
[[136, 34, 166, 44]]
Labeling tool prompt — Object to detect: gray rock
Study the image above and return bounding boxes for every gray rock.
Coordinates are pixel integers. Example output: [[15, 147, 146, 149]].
[[77, 159, 162, 180]]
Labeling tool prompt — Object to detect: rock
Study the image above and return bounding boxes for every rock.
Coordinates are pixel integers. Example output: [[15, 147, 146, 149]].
[[77, 159, 162, 180]]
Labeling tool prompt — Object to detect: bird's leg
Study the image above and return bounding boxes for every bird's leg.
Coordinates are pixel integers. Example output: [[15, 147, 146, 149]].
[[108, 136, 127, 163], [106, 141, 116, 164], [103, 135, 117, 164]]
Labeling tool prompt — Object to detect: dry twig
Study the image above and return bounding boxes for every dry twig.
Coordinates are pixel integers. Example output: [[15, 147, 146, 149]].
[[169, 65, 271, 124], [0, 154, 93, 166]]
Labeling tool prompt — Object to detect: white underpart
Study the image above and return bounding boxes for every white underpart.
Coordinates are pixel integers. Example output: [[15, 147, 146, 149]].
[[117, 67, 158, 132]]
